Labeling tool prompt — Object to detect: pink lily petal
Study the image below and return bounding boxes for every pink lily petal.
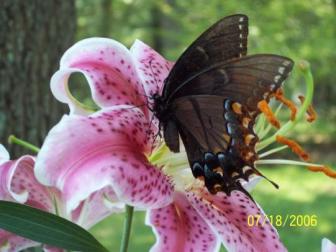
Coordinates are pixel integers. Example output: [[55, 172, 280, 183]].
[[187, 189, 287, 252], [71, 186, 125, 229], [0, 230, 39, 252], [0, 155, 53, 211], [0, 145, 10, 165], [146, 192, 219, 252], [130, 39, 174, 97], [322, 238, 336, 252], [51, 38, 147, 115], [35, 106, 173, 213], [241, 176, 263, 192]]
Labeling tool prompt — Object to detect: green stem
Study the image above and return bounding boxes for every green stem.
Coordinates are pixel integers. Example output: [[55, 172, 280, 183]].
[[119, 205, 134, 252], [257, 60, 314, 151], [8, 135, 40, 153]]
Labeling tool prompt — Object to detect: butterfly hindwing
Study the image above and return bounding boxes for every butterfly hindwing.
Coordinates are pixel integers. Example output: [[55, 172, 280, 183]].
[[171, 95, 257, 163], [169, 95, 259, 194]]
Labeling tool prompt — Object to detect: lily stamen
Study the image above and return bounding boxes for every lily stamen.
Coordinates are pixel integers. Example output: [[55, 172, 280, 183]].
[[257, 100, 281, 129], [298, 95, 317, 122], [308, 166, 336, 178], [258, 145, 288, 158], [274, 88, 297, 121], [275, 135, 310, 161]]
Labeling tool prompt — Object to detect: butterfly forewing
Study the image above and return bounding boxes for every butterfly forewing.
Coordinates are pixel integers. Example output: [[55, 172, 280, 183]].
[[167, 54, 293, 108], [162, 14, 248, 99]]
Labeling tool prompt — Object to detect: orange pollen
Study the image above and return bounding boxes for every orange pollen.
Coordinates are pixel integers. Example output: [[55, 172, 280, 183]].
[[275, 88, 297, 121], [298, 95, 317, 123], [257, 100, 281, 129], [308, 166, 336, 179], [276, 135, 310, 161]]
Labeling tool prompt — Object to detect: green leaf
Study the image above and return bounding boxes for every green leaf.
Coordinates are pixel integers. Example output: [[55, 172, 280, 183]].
[[0, 201, 109, 252]]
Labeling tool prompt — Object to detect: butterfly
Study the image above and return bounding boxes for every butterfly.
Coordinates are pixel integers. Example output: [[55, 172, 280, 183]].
[[152, 14, 294, 195]]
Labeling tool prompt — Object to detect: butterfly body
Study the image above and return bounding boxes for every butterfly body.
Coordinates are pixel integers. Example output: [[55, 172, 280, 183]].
[[152, 14, 293, 195]]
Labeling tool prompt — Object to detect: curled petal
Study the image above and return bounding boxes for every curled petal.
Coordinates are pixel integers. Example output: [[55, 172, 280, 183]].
[[187, 189, 287, 252], [35, 107, 173, 213], [71, 186, 125, 229], [147, 192, 219, 252], [322, 238, 336, 252], [130, 39, 174, 96], [0, 156, 53, 211], [0, 144, 10, 165], [51, 38, 146, 114], [0, 230, 39, 252]]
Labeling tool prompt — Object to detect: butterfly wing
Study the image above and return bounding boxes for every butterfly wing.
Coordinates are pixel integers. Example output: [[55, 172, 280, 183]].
[[162, 14, 248, 98], [172, 95, 255, 164], [171, 95, 260, 194], [163, 55, 293, 153], [167, 54, 294, 109]]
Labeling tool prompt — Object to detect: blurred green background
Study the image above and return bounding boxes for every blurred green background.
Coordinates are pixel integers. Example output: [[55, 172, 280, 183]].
[[12, 0, 333, 251], [74, 0, 336, 251]]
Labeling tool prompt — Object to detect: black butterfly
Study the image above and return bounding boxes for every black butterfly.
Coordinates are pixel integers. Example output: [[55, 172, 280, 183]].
[[152, 14, 294, 195]]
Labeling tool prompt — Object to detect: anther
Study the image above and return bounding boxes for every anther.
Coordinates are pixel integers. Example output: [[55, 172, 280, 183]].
[[308, 166, 336, 179], [298, 95, 317, 123], [276, 135, 310, 161], [275, 88, 297, 121], [257, 100, 281, 129]]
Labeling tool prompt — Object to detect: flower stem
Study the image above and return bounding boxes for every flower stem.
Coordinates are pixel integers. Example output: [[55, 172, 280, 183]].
[[8, 135, 40, 153], [119, 205, 134, 252]]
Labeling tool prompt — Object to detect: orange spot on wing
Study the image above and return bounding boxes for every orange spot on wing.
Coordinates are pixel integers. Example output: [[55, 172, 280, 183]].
[[257, 100, 281, 129], [275, 88, 297, 121], [308, 166, 336, 178], [276, 135, 310, 161], [232, 102, 243, 114], [298, 95, 317, 122]]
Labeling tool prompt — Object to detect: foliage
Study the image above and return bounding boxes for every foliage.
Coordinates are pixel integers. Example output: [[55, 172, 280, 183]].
[[77, 0, 336, 111]]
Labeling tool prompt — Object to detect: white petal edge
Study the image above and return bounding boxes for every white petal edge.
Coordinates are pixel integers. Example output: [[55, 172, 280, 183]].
[[0, 144, 10, 165]]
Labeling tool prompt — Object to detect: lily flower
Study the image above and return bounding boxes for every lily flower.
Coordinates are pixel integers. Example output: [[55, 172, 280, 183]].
[[0, 144, 123, 252], [253, 60, 336, 179], [35, 38, 287, 252], [322, 238, 336, 252]]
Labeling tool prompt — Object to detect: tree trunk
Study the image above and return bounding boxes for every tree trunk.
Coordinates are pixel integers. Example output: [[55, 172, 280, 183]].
[[151, 2, 163, 52], [100, 0, 113, 36], [0, 0, 76, 157]]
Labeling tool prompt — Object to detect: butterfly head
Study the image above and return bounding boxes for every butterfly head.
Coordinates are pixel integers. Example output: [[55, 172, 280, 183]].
[[152, 93, 171, 123]]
